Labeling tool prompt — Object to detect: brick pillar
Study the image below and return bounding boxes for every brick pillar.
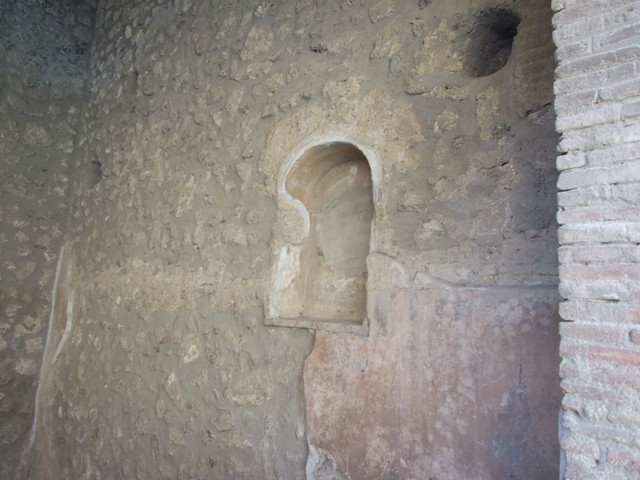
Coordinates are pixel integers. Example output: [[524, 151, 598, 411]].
[[553, 1, 640, 478]]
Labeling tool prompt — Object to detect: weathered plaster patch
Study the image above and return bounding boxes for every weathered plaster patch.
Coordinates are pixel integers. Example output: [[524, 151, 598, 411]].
[[306, 444, 352, 480], [492, 371, 532, 473]]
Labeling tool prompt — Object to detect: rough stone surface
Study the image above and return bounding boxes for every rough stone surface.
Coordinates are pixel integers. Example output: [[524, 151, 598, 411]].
[[0, 1, 94, 477], [4, 0, 564, 479]]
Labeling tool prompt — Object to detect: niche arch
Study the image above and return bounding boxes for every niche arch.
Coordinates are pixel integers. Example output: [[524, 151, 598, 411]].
[[266, 141, 375, 334]]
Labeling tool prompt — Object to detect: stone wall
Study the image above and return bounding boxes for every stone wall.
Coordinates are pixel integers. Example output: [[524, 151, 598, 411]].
[[553, 0, 640, 478], [26, 0, 560, 479], [0, 1, 94, 477]]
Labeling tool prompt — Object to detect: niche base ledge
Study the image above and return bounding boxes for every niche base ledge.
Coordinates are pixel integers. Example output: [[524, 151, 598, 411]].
[[265, 316, 369, 336]]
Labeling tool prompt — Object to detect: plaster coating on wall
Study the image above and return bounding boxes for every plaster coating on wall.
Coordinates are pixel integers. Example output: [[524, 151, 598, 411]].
[[305, 289, 560, 480], [3, 0, 565, 478]]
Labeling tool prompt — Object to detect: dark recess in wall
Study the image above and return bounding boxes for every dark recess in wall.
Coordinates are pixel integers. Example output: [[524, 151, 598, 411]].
[[463, 7, 521, 77]]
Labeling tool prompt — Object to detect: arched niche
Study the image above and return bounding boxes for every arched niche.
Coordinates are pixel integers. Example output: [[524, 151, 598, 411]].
[[267, 142, 374, 333]]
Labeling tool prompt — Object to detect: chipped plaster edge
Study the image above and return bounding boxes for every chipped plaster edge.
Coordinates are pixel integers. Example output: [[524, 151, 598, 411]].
[[18, 243, 73, 479]]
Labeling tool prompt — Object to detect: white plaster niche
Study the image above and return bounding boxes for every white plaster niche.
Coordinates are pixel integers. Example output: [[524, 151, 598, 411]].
[[266, 142, 374, 335]]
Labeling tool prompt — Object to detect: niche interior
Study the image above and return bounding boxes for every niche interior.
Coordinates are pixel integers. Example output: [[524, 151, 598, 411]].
[[267, 142, 374, 333]]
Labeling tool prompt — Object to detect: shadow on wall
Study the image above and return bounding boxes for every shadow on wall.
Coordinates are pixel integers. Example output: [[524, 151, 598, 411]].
[[492, 367, 532, 479]]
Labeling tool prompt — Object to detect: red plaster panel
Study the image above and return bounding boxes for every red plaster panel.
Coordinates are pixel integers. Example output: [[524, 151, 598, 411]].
[[304, 289, 561, 480]]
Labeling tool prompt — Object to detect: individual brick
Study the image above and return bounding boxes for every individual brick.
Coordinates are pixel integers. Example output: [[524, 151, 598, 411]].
[[557, 160, 640, 191], [559, 299, 640, 323]]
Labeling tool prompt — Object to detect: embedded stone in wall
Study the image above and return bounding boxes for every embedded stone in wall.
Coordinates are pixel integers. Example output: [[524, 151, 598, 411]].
[[24, 123, 53, 146]]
